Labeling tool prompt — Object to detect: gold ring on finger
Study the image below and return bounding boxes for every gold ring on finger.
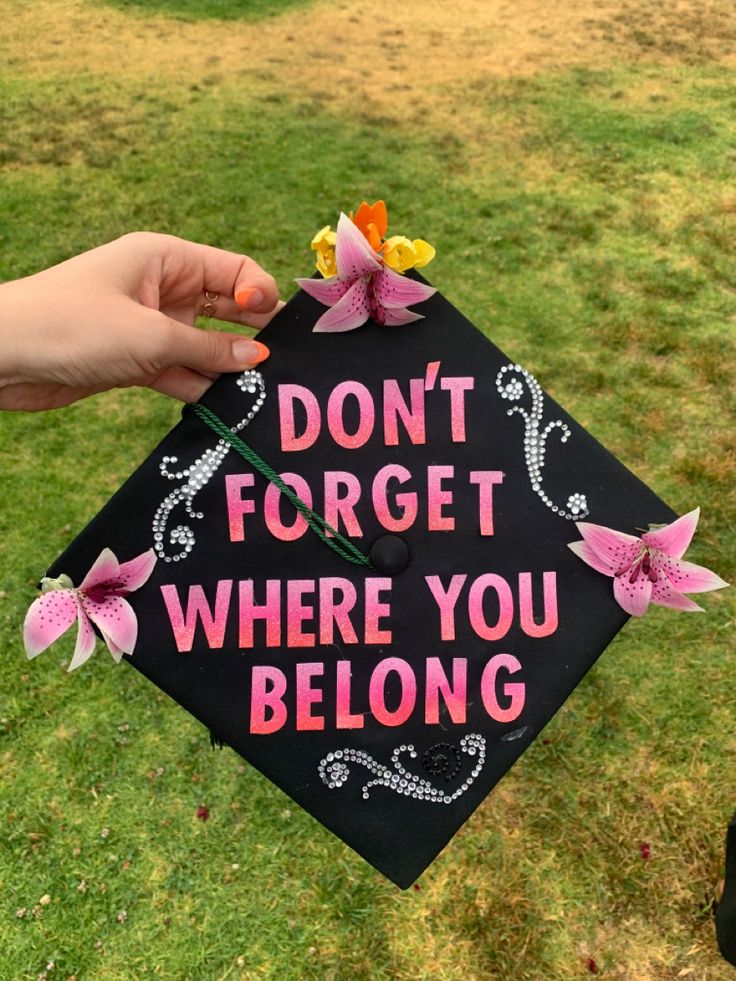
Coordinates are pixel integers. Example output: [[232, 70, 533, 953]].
[[200, 290, 219, 318]]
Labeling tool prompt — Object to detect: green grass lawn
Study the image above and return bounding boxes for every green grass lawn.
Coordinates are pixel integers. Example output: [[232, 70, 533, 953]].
[[1, 1, 735, 977]]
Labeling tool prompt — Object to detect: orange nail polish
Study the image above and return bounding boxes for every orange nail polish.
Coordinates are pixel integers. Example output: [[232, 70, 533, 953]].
[[251, 341, 270, 364], [235, 286, 262, 309]]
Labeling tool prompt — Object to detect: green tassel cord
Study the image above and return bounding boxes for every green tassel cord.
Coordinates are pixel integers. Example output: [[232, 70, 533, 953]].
[[186, 401, 374, 569]]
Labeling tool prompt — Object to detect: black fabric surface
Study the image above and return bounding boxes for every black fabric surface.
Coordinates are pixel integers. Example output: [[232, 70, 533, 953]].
[[717, 811, 736, 966], [48, 281, 675, 887]]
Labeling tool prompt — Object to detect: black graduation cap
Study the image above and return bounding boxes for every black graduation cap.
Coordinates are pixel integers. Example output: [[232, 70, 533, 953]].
[[39, 213, 680, 889], [716, 811, 736, 965]]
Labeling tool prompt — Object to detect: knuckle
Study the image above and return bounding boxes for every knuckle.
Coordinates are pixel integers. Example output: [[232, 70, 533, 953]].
[[200, 329, 226, 365], [145, 315, 178, 372], [239, 256, 278, 307]]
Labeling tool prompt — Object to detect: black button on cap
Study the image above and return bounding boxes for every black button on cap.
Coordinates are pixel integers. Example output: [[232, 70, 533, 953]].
[[369, 535, 410, 575]]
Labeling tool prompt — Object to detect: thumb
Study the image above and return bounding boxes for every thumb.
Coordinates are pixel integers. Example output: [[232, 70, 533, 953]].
[[158, 316, 270, 375]]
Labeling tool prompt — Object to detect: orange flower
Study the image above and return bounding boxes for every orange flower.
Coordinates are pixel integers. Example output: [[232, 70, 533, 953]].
[[349, 200, 388, 253]]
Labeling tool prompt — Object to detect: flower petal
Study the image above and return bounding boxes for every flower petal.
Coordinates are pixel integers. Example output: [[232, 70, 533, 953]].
[[575, 522, 640, 571], [79, 548, 120, 593], [412, 239, 436, 269], [315, 251, 337, 278], [642, 508, 700, 559], [335, 212, 381, 279], [382, 236, 417, 273], [310, 227, 338, 277], [568, 540, 617, 577], [352, 200, 388, 242], [23, 590, 79, 659], [101, 631, 126, 663], [312, 278, 371, 333], [295, 276, 353, 305], [382, 307, 425, 326], [653, 554, 729, 595], [83, 594, 138, 655], [651, 577, 704, 612], [311, 225, 335, 249], [68, 608, 97, 672], [613, 572, 653, 617], [373, 266, 436, 310], [118, 549, 156, 593]]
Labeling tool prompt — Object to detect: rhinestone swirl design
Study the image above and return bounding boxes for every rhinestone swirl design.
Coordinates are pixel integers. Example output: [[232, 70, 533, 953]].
[[495, 363, 589, 521], [152, 370, 266, 563], [318, 734, 486, 804]]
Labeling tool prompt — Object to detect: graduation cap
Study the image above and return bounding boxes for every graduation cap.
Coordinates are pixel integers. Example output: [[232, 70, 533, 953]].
[[716, 811, 736, 966], [24, 203, 727, 888]]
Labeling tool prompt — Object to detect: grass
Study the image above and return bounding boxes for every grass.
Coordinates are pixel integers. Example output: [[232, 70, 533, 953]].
[[1, 0, 736, 977], [103, 0, 313, 19]]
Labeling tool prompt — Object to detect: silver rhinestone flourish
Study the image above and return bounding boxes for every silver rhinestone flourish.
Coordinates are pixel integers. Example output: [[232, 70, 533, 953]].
[[318, 734, 486, 804], [496, 363, 589, 521], [153, 370, 266, 563]]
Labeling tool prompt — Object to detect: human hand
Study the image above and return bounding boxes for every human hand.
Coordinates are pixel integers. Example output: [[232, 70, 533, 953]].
[[0, 231, 283, 411]]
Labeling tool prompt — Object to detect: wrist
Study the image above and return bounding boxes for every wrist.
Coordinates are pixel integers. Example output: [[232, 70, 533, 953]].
[[0, 277, 40, 386]]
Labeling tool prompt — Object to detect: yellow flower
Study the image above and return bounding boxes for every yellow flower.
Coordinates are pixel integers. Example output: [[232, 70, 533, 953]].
[[311, 225, 337, 278], [411, 239, 436, 269], [382, 235, 436, 273]]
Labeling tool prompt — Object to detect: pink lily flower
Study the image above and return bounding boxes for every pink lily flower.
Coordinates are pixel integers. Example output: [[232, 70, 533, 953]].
[[568, 508, 727, 617], [295, 212, 437, 332], [24, 548, 156, 672]]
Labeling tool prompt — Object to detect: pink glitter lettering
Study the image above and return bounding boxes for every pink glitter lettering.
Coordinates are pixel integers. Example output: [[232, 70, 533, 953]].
[[286, 579, 316, 648], [336, 660, 364, 729], [250, 665, 287, 734], [440, 376, 474, 442], [364, 578, 393, 644], [480, 653, 525, 723], [518, 571, 558, 638], [469, 470, 504, 536], [424, 361, 440, 391], [278, 384, 321, 452], [225, 474, 256, 543], [372, 465, 417, 532], [327, 381, 374, 449], [160, 580, 232, 652], [468, 574, 514, 641], [368, 657, 417, 727], [295, 662, 325, 731], [427, 466, 455, 531], [319, 578, 359, 645], [264, 473, 312, 541], [324, 471, 363, 538], [425, 657, 467, 725], [383, 378, 426, 446], [425, 574, 467, 641], [239, 579, 281, 648]]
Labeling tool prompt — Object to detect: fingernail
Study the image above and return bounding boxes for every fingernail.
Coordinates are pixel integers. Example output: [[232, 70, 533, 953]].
[[232, 339, 270, 365], [235, 286, 264, 310]]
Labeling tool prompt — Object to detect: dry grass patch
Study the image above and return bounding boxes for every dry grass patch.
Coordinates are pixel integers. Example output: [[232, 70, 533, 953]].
[[6, 0, 736, 132]]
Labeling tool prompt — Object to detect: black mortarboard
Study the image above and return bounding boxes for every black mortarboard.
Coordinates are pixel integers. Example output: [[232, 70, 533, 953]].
[[37, 213, 681, 889], [716, 811, 736, 965]]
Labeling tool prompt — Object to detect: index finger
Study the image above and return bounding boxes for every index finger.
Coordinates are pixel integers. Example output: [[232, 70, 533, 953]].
[[156, 234, 280, 314]]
